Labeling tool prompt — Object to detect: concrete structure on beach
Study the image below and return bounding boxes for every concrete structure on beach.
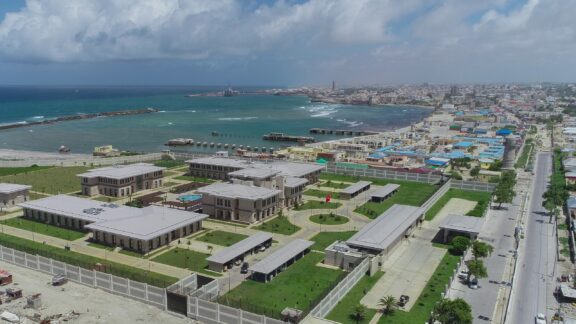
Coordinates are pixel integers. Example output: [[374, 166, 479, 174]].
[[19, 195, 207, 253], [0, 183, 31, 209], [78, 163, 165, 198]]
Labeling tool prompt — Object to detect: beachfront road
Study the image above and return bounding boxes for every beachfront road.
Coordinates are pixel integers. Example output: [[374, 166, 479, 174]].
[[507, 152, 557, 323]]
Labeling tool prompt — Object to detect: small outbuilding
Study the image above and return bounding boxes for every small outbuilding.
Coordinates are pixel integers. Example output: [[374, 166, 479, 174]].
[[250, 239, 313, 282], [438, 214, 485, 243], [370, 184, 400, 203], [340, 181, 372, 199], [206, 232, 273, 272]]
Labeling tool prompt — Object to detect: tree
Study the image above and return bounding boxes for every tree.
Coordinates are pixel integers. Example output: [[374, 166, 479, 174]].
[[378, 295, 397, 315], [472, 241, 494, 260], [469, 166, 480, 179], [450, 236, 471, 255], [433, 298, 473, 324], [467, 259, 488, 283], [350, 304, 367, 324]]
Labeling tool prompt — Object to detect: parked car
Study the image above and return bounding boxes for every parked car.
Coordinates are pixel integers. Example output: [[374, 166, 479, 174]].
[[469, 278, 479, 289], [52, 273, 68, 286], [240, 262, 249, 274], [234, 259, 242, 266], [397, 295, 409, 307], [535, 313, 546, 324], [258, 245, 266, 252]]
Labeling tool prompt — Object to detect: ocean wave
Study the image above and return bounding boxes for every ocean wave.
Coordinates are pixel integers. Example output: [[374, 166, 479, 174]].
[[218, 117, 258, 121], [158, 110, 167, 113], [31, 116, 45, 119], [336, 118, 364, 127], [310, 110, 337, 117]]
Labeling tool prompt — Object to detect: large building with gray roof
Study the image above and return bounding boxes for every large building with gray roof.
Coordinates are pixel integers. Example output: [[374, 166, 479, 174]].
[[197, 183, 281, 224], [0, 183, 31, 210], [19, 195, 207, 253], [78, 163, 165, 198]]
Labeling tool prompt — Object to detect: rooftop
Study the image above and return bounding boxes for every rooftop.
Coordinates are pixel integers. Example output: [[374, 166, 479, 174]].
[[206, 232, 273, 264], [228, 168, 280, 180], [341, 181, 372, 195], [19, 195, 208, 240], [370, 184, 400, 199], [186, 157, 324, 178], [77, 163, 165, 180], [284, 177, 308, 188], [439, 214, 485, 235], [347, 204, 423, 251], [250, 239, 314, 274], [0, 183, 32, 194], [198, 183, 281, 200]]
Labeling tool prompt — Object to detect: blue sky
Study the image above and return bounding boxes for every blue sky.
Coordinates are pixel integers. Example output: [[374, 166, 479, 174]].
[[0, 0, 574, 86]]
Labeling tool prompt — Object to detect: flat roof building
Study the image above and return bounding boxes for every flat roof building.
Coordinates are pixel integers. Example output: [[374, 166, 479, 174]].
[[20, 195, 207, 253], [438, 214, 485, 243], [78, 163, 165, 198], [370, 184, 400, 203], [206, 232, 273, 272], [340, 181, 372, 199], [250, 239, 314, 282], [197, 183, 281, 224], [0, 184, 31, 210]]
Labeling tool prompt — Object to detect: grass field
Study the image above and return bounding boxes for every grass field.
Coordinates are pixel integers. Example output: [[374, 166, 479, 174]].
[[255, 216, 301, 235], [309, 214, 349, 225], [29, 192, 51, 200], [309, 231, 357, 251], [174, 175, 216, 183], [326, 271, 384, 324], [515, 139, 534, 169], [296, 200, 342, 210], [425, 189, 492, 221], [304, 189, 341, 200], [88, 242, 114, 251], [153, 159, 186, 168], [559, 237, 570, 257], [119, 249, 147, 258], [151, 247, 218, 276], [0, 233, 178, 287], [0, 166, 52, 177], [0, 166, 89, 194], [378, 252, 460, 324], [0, 217, 86, 240], [221, 252, 343, 317], [195, 230, 248, 247]]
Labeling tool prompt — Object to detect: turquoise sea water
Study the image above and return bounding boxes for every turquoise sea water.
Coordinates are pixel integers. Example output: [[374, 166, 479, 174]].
[[0, 86, 431, 154]]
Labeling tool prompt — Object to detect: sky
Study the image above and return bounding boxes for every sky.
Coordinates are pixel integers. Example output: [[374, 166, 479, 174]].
[[0, 0, 574, 86]]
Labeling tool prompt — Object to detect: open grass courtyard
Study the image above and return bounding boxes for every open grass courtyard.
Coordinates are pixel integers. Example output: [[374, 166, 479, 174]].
[[220, 252, 343, 318], [425, 189, 492, 220], [0, 217, 86, 241], [254, 216, 301, 235], [309, 214, 349, 225], [0, 166, 89, 194], [296, 200, 342, 210], [151, 247, 218, 276], [195, 230, 248, 247], [309, 231, 357, 251]]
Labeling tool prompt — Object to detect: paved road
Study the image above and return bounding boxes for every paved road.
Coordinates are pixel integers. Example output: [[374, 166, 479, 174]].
[[507, 152, 558, 323]]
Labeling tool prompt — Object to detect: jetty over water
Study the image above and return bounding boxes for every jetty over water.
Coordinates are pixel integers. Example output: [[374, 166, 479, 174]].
[[309, 128, 379, 136], [0, 108, 158, 131]]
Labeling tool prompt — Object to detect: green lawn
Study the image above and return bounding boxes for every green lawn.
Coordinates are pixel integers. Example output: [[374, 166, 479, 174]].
[[204, 219, 249, 228], [1, 217, 86, 240], [296, 200, 342, 210], [378, 252, 460, 324], [152, 247, 218, 276], [309, 231, 357, 251], [326, 271, 384, 324], [304, 189, 341, 200], [0, 233, 178, 287], [0, 166, 52, 177], [318, 180, 350, 189], [309, 214, 349, 225], [221, 253, 344, 318], [163, 181, 179, 187], [174, 175, 216, 183], [119, 249, 147, 258], [255, 216, 301, 235], [153, 159, 186, 168], [88, 242, 114, 251], [425, 189, 492, 221], [559, 237, 570, 257], [515, 139, 534, 169], [195, 230, 248, 247], [30, 192, 51, 200], [0, 166, 89, 194]]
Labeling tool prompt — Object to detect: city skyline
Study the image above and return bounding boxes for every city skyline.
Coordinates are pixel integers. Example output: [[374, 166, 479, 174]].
[[0, 0, 575, 86]]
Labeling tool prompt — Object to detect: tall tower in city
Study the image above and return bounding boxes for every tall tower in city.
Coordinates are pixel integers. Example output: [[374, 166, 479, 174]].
[[331, 81, 336, 92]]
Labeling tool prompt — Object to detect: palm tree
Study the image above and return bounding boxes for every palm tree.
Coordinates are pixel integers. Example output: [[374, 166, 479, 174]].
[[350, 304, 367, 324], [378, 295, 397, 314]]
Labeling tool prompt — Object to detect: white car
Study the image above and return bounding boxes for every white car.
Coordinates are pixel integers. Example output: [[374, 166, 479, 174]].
[[535, 313, 546, 324]]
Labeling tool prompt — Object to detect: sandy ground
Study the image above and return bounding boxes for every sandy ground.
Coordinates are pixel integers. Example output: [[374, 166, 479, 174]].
[[0, 261, 193, 324], [0, 149, 91, 161]]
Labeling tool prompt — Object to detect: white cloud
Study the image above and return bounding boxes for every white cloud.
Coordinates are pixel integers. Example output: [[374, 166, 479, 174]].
[[0, 0, 420, 63]]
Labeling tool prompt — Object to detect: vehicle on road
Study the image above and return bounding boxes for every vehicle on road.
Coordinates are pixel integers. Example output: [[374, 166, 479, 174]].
[[535, 313, 546, 324], [240, 262, 249, 274], [397, 295, 409, 307], [469, 277, 479, 289]]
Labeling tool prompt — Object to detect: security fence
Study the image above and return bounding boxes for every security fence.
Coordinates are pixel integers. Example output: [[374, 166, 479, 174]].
[[189, 297, 286, 324], [0, 153, 163, 167], [0, 245, 166, 308], [308, 257, 371, 319], [324, 164, 443, 184]]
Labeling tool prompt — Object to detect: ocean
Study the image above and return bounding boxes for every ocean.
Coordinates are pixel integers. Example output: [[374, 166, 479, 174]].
[[0, 86, 432, 154]]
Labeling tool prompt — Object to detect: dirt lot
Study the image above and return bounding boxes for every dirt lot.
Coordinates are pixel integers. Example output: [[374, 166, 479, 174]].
[[0, 261, 193, 324]]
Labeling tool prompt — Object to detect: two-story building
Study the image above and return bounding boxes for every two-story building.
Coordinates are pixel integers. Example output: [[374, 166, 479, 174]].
[[78, 163, 165, 198], [0, 184, 31, 210]]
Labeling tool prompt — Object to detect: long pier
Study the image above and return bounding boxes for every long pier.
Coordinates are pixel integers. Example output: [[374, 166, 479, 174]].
[[309, 128, 379, 136], [0, 108, 159, 131]]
